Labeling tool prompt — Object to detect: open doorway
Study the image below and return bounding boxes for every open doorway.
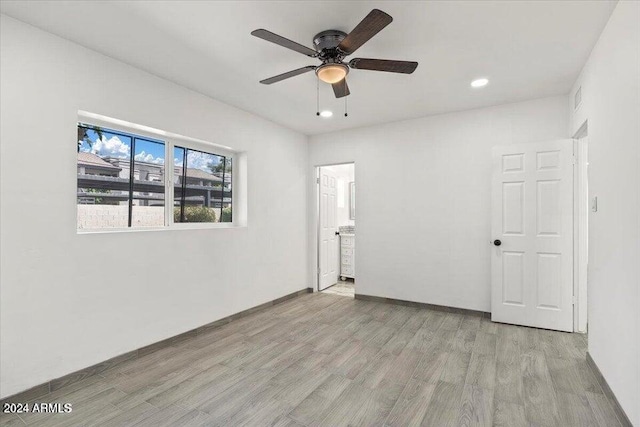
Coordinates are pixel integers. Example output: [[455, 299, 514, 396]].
[[317, 163, 355, 297]]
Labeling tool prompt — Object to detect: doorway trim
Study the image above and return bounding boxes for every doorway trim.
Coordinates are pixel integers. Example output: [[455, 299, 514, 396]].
[[573, 121, 589, 333], [313, 161, 355, 292]]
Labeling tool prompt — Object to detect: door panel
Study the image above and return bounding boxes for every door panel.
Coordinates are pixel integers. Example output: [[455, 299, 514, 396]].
[[537, 180, 562, 235], [502, 182, 525, 235], [491, 140, 574, 331], [502, 251, 525, 305], [536, 252, 562, 309], [319, 168, 339, 291]]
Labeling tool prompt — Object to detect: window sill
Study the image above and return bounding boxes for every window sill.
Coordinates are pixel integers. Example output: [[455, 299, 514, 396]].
[[77, 223, 246, 235]]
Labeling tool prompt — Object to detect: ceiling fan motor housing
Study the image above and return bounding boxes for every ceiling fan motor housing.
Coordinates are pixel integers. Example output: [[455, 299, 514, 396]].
[[313, 30, 348, 52]]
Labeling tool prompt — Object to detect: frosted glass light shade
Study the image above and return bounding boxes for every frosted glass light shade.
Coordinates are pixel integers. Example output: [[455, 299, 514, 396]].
[[316, 64, 348, 84]]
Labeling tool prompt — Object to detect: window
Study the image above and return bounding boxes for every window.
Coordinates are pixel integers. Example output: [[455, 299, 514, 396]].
[[132, 138, 166, 227], [77, 122, 233, 231], [173, 146, 232, 224]]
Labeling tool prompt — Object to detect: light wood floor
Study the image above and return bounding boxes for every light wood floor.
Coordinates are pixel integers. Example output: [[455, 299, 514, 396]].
[[321, 281, 355, 298], [1, 292, 623, 427]]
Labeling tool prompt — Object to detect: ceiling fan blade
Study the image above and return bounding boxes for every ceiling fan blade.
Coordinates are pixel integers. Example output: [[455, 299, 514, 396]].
[[259, 66, 316, 85], [251, 29, 318, 57], [332, 79, 350, 98], [349, 58, 418, 74], [338, 9, 393, 55]]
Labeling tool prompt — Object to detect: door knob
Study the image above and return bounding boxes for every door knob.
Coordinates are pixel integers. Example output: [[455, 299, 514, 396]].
[[493, 239, 502, 246], [335, 231, 340, 236]]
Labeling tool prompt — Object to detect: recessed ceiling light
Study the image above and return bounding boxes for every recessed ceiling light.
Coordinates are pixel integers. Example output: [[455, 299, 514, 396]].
[[471, 78, 489, 88], [320, 110, 333, 118]]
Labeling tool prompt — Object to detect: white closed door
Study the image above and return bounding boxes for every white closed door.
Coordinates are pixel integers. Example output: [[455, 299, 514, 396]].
[[319, 168, 339, 291], [491, 140, 574, 332]]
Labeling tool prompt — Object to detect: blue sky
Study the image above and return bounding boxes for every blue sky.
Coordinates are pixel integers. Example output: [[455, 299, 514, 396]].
[[135, 139, 165, 165], [79, 127, 165, 164], [79, 127, 223, 172]]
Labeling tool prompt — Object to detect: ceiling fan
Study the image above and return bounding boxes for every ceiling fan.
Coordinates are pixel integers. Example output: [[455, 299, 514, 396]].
[[251, 9, 418, 99]]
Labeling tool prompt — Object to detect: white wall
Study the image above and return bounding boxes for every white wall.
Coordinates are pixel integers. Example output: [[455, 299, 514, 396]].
[[309, 96, 569, 310], [0, 16, 308, 399], [569, 2, 640, 424]]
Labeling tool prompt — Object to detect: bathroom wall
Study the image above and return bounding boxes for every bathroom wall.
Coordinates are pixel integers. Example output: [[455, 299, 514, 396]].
[[323, 164, 355, 227]]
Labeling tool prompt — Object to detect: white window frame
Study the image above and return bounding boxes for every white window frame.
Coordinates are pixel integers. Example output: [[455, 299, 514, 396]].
[[77, 112, 239, 234]]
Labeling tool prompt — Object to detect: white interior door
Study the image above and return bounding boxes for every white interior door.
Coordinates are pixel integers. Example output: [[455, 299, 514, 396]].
[[319, 167, 339, 291], [491, 140, 574, 332]]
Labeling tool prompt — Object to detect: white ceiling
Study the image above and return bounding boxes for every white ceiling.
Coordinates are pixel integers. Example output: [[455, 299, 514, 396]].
[[1, 1, 616, 135]]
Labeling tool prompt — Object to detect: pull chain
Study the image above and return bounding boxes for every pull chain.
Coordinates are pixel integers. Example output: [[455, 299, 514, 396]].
[[316, 78, 320, 116], [344, 95, 348, 117]]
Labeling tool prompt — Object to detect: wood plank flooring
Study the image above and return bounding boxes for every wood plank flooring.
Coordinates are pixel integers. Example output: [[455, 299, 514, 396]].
[[0, 292, 623, 427], [321, 281, 355, 298]]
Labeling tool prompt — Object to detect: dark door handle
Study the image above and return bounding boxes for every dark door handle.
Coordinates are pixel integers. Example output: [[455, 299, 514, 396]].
[[493, 239, 502, 246]]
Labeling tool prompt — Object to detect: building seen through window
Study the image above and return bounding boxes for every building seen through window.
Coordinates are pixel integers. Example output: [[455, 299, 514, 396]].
[[77, 124, 232, 229]]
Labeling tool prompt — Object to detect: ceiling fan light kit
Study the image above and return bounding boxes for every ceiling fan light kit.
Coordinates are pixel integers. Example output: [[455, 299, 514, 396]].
[[251, 8, 418, 115], [316, 63, 349, 84]]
